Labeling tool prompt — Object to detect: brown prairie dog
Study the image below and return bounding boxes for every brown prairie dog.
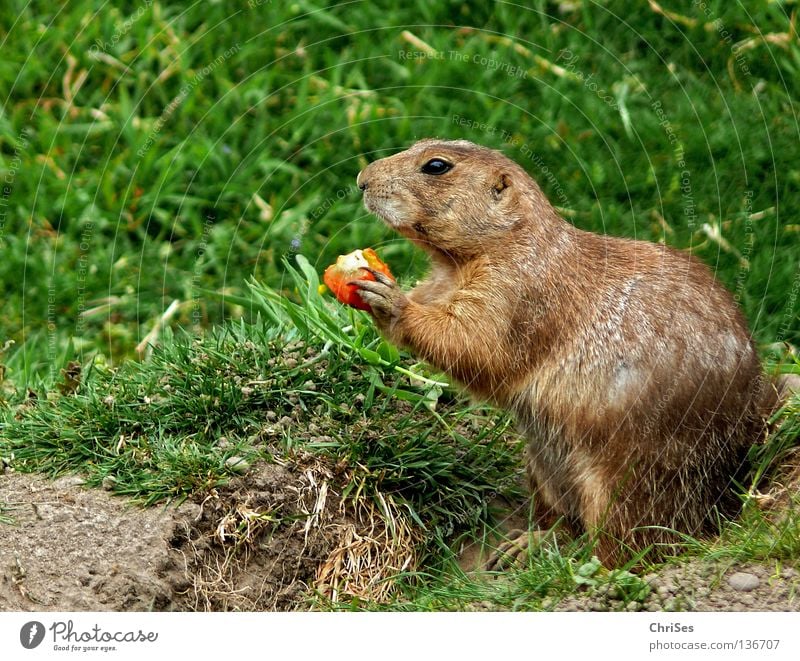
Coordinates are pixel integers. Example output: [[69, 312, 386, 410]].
[[353, 138, 786, 567]]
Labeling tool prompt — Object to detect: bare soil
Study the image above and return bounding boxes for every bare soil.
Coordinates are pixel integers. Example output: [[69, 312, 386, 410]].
[[0, 460, 344, 611], [2, 468, 799, 612]]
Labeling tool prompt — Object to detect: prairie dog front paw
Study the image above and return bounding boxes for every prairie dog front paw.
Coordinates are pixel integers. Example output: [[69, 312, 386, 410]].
[[353, 268, 408, 331]]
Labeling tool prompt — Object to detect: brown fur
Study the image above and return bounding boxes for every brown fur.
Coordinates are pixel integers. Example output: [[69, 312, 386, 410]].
[[355, 138, 783, 566]]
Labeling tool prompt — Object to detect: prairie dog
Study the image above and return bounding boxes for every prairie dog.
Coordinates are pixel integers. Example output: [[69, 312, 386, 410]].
[[354, 138, 781, 566]]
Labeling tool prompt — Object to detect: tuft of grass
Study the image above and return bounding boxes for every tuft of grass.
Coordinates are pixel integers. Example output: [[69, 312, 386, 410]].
[[356, 541, 655, 612], [0, 503, 14, 525], [0, 260, 523, 571], [705, 499, 800, 563], [697, 384, 800, 564]]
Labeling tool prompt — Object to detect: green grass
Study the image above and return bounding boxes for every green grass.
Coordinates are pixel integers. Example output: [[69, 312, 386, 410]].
[[1, 0, 799, 610], [0, 503, 14, 525], [0, 1, 798, 383], [0, 266, 524, 569]]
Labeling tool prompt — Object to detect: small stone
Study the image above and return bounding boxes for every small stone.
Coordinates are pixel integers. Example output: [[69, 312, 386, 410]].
[[727, 572, 759, 592], [626, 601, 641, 611], [225, 456, 250, 473], [101, 475, 117, 491], [54, 475, 86, 488], [266, 410, 277, 422]]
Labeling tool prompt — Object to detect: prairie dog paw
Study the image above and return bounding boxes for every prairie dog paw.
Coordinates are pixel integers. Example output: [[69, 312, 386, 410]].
[[353, 268, 407, 329], [484, 529, 555, 572]]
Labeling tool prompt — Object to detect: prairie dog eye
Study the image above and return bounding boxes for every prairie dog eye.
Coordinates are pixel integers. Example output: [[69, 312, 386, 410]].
[[420, 158, 453, 175]]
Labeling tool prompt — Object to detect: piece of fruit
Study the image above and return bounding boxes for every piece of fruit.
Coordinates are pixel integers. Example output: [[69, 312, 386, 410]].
[[323, 248, 394, 311]]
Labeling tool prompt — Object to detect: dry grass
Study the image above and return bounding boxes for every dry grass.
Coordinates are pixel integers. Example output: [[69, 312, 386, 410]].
[[172, 450, 427, 610], [315, 493, 422, 603]]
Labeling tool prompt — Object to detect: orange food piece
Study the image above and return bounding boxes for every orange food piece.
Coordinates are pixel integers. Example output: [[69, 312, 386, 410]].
[[323, 248, 394, 311]]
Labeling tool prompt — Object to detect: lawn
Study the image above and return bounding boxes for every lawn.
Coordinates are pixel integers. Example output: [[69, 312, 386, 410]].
[[0, 0, 798, 610]]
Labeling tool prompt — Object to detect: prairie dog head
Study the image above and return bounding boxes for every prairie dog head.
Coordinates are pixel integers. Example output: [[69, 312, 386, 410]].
[[357, 139, 538, 259]]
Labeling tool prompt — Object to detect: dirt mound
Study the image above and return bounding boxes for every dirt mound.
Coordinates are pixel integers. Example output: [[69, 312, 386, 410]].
[[1, 471, 187, 610], [0, 459, 347, 611], [168, 458, 343, 611]]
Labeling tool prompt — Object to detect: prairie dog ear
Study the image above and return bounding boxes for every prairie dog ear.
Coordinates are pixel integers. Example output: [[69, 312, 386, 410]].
[[491, 173, 512, 199]]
